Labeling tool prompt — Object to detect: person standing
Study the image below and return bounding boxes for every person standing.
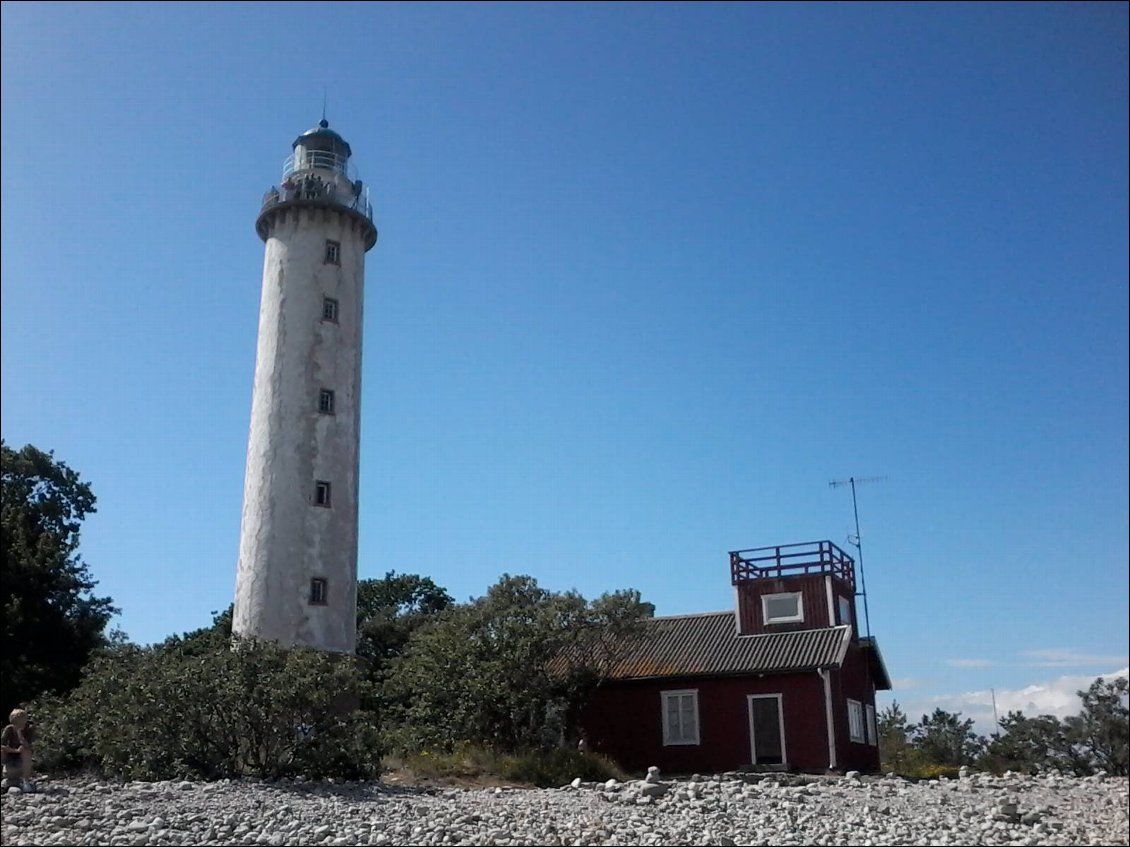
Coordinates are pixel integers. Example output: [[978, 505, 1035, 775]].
[[1, 709, 35, 793]]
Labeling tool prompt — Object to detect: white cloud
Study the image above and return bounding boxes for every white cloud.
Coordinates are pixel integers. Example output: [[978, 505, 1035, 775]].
[[889, 677, 920, 690], [889, 667, 1129, 737], [944, 658, 996, 668], [1020, 649, 1129, 668]]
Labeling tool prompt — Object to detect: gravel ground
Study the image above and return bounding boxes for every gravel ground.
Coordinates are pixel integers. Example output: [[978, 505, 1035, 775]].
[[2, 769, 1127, 846]]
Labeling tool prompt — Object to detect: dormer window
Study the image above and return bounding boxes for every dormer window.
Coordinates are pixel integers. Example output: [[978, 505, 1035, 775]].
[[762, 591, 804, 624]]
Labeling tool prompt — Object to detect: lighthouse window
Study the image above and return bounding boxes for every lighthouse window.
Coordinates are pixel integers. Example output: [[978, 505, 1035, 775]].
[[322, 297, 339, 322], [318, 389, 335, 414], [314, 481, 332, 507], [309, 578, 328, 605], [325, 240, 341, 265]]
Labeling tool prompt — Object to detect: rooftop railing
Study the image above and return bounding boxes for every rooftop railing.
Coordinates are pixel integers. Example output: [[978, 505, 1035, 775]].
[[729, 540, 855, 590]]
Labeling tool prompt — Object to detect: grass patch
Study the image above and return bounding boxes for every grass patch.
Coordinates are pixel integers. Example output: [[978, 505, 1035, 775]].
[[501, 747, 628, 787], [386, 743, 629, 788]]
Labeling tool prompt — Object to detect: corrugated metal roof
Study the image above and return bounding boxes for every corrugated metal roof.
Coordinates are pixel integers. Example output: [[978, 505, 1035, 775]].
[[602, 612, 853, 681]]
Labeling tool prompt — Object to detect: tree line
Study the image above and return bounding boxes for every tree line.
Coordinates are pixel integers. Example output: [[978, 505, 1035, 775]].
[[3, 440, 1127, 782], [878, 677, 1128, 778], [2, 441, 652, 782]]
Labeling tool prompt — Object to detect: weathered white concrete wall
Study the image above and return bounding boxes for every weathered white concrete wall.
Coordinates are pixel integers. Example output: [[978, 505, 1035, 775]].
[[233, 203, 367, 653]]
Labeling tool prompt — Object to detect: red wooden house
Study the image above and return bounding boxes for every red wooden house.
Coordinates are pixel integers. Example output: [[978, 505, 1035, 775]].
[[581, 541, 891, 774]]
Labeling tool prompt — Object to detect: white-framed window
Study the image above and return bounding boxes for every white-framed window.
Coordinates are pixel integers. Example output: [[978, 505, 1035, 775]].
[[762, 591, 804, 624], [847, 699, 865, 743], [838, 595, 852, 626], [309, 578, 328, 605], [865, 703, 877, 746], [318, 389, 335, 414], [322, 297, 339, 322], [661, 689, 700, 746], [314, 480, 332, 507], [325, 240, 341, 265]]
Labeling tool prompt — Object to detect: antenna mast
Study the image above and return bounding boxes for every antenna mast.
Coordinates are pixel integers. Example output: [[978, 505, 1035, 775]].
[[828, 475, 886, 638]]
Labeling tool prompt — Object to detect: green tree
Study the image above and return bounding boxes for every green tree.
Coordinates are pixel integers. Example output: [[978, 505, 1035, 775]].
[[877, 701, 919, 773], [1, 441, 117, 715], [355, 571, 453, 666], [384, 574, 653, 753], [1067, 676, 1129, 776], [911, 708, 984, 767], [158, 605, 234, 656], [980, 678, 1128, 777], [981, 711, 1085, 775]]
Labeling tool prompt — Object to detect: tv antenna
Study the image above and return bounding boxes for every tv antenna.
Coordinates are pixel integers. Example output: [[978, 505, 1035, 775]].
[[828, 475, 886, 638]]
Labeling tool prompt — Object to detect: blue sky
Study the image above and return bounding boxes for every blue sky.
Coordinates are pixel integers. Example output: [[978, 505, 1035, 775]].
[[2, 1, 1126, 732]]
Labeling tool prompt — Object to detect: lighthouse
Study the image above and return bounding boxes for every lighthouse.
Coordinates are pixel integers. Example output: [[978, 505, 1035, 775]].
[[233, 120, 377, 653]]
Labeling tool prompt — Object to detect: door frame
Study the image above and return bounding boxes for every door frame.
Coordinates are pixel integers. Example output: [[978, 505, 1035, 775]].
[[747, 693, 787, 767]]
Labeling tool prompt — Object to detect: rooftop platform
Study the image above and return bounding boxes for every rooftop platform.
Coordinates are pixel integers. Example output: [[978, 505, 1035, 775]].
[[729, 540, 855, 591]]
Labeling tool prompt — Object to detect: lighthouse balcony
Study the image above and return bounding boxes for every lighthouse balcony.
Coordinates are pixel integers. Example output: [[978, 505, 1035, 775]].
[[257, 148, 374, 220], [259, 179, 374, 224]]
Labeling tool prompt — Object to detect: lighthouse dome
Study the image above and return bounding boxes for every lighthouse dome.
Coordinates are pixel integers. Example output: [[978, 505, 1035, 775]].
[[292, 119, 352, 160]]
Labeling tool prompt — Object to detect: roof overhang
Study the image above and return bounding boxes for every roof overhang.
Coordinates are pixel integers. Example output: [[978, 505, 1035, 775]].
[[859, 636, 892, 690]]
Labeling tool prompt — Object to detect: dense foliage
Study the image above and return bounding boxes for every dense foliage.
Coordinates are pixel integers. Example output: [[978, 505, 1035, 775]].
[[382, 574, 654, 754], [879, 676, 1129, 777], [1, 441, 117, 717], [356, 571, 453, 667], [10, 442, 1120, 784], [26, 570, 651, 782], [30, 637, 382, 781]]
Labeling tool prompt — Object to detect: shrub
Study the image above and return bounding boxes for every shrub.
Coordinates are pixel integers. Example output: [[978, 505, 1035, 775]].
[[29, 638, 383, 781]]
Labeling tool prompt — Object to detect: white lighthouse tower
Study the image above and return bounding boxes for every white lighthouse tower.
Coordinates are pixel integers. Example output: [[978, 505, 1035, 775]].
[[233, 119, 377, 653]]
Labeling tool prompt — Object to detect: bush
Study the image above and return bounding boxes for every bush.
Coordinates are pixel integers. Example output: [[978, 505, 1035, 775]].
[[29, 638, 383, 781]]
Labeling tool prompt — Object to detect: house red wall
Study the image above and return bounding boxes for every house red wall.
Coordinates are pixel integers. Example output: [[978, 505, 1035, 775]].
[[735, 574, 854, 635], [582, 672, 834, 775], [829, 642, 882, 773]]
